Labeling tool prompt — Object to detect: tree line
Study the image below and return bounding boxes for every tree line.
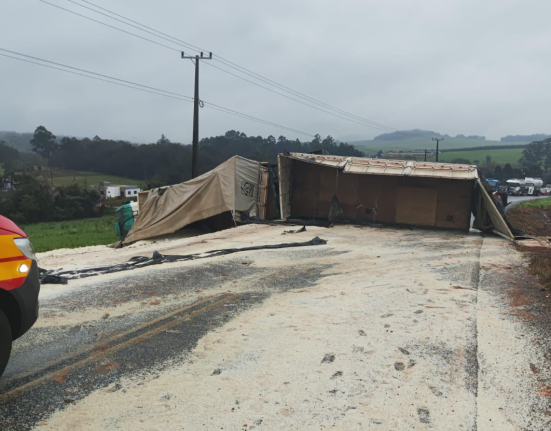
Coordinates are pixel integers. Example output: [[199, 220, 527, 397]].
[[0, 175, 100, 225], [0, 126, 362, 224], [25, 126, 362, 186]]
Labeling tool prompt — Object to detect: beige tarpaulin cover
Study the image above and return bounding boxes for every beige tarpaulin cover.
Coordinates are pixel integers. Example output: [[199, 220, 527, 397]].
[[124, 156, 260, 243]]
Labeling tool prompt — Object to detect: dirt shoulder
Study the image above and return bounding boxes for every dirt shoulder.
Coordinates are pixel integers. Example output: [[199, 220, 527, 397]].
[[508, 205, 551, 289], [507, 206, 551, 237]]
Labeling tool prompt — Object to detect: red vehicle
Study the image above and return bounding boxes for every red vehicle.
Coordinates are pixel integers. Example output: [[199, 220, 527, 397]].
[[0, 215, 40, 378]]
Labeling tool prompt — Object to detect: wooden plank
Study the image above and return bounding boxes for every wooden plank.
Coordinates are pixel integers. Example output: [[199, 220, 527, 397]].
[[277, 155, 292, 220], [477, 178, 514, 240], [258, 167, 269, 220], [395, 187, 437, 227]]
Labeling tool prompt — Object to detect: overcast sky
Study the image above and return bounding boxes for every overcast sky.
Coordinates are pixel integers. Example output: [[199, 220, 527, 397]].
[[2, 0, 551, 144]]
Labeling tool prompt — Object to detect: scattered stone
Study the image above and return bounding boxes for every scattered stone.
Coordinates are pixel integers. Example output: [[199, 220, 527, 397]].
[[322, 354, 335, 363], [408, 359, 416, 368], [398, 348, 410, 355], [381, 313, 394, 318], [429, 386, 443, 397], [414, 310, 423, 314], [331, 371, 343, 379], [211, 369, 222, 376], [418, 408, 431, 423], [358, 330, 366, 336], [394, 362, 405, 371]]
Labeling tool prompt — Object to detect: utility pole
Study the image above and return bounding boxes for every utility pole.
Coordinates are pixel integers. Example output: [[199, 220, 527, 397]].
[[181, 51, 212, 178], [424, 149, 429, 161], [432, 137, 444, 162]]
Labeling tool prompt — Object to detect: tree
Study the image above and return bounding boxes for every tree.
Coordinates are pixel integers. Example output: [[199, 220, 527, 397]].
[[493, 165, 503, 181], [503, 163, 513, 180], [485, 155, 492, 165], [376, 150, 384, 158], [545, 154, 551, 174], [30, 126, 58, 160], [157, 134, 171, 145]]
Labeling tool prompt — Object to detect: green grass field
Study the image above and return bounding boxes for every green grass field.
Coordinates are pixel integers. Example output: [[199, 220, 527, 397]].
[[519, 198, 551, 210], [427, 148, 524, 165], [352, 137, 529, 154], [40, 168, 142, 188], [21, 215, 118, 253]]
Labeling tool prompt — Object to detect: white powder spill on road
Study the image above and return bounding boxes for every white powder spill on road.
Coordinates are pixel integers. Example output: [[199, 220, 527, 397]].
[[27, 225, 551, 430]]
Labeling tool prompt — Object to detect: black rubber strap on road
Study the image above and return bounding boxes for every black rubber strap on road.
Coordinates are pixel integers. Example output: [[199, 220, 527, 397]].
[[39, 236, 328, 284]]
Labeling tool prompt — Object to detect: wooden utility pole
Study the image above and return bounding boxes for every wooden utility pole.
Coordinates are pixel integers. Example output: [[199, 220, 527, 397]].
[[181, 51, 212, 178], [432, 137, 444, 162]]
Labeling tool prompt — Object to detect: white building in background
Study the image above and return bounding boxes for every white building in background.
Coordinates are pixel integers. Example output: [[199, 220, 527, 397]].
[[98, 182, 142, 199], [104, 186, 121, 198], [120, 185, 141, 198]]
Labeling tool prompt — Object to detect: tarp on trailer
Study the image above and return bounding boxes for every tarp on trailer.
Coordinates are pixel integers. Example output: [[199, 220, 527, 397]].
[[124, 156, 261, 243]]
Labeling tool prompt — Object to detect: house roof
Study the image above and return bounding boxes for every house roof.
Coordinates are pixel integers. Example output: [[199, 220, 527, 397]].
[[283, 153, 479, 180]]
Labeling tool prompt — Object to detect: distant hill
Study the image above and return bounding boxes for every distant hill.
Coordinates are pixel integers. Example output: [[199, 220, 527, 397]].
[[501, 134, 551, 142], [0, 131, 34, 152], [351, 137, 530, 154], [373, 129, 487, 141]]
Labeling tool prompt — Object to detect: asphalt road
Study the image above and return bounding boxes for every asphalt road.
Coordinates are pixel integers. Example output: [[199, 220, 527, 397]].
[[0, 224, 550, 430]]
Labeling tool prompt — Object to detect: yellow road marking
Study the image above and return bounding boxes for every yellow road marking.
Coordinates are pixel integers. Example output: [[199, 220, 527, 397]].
[[0, 293, 237, 401]]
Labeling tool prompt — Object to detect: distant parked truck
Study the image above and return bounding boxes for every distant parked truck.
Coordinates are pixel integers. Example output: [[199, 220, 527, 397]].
[[506, 178, 543, 196], [524, 177, 543, 196], [506, 179, 524, 196], [486, 178, 500, 191]]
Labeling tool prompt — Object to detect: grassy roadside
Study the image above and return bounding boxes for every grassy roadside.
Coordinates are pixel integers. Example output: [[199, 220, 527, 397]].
[[21, 215, 118, 253], [518, 197, 551, 210]]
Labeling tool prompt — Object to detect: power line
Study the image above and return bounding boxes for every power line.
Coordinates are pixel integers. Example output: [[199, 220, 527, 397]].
[[0, 47, 192, 100], [39, 0, 180, 53], [0, 50, 315, 137], [0, 53, 191, 102], [205, 62, 394, 132], [41, 0, 396, 132], [72, 0, 395, 132]]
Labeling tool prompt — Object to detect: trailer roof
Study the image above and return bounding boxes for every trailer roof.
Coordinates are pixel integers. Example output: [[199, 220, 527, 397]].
[[283, 153, 479, 180]]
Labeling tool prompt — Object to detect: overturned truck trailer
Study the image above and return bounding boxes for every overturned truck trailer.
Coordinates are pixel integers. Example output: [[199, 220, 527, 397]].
[[278, 153, 514, 240], [124, 156, 271, 244]]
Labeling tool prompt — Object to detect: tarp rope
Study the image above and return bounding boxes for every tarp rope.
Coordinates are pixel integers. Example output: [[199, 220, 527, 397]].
[[39, 236, 327, 285]]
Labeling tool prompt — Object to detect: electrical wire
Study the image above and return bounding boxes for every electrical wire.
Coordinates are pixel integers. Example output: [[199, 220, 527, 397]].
[[0, 53, 191, 102], [0, 47, 192, 100], [0, 50, 315, 137], [41, 0, 396, 132], [71, 0, 395, 132], [39, 0, 180, 53], [205, 62, 393, 131]]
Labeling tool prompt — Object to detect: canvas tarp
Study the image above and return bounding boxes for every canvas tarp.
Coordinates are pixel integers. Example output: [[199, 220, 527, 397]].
[[124, 156, 261, 243]]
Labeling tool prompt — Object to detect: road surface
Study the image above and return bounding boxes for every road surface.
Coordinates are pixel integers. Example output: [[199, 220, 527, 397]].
[[1, 224, 550, 430]]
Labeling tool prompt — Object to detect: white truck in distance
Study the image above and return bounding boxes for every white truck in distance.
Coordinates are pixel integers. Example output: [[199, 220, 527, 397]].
[[506, 177, 543, 196]]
